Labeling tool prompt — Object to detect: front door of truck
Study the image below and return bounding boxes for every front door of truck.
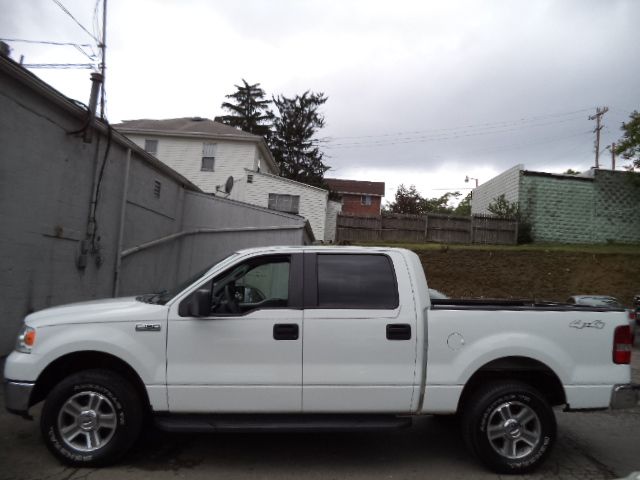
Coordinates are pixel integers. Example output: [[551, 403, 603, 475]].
[[301, 251, 418, 412], [166, 253, 303, 412]]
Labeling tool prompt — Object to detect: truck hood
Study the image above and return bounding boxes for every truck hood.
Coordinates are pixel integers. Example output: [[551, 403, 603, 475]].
[[24, 297, 168, 328]]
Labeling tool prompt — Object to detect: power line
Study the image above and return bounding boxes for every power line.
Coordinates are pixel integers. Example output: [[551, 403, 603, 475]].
[[324, 117, 590, 149], [51, 0, 100, 43], [325, 107, 593, 142], [22, 63, 95, 69], [0, 37, 93, 47], [457, 129, 592, 156]]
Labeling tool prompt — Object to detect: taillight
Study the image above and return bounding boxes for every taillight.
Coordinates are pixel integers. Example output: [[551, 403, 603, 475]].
[[613, 325, 632, 364]]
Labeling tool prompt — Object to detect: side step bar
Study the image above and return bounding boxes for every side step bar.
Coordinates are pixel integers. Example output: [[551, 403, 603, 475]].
[[154, 414, 412, 433]]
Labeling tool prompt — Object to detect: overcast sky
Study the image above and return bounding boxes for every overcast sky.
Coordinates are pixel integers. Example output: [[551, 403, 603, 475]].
[[2, 0, 639, 203]]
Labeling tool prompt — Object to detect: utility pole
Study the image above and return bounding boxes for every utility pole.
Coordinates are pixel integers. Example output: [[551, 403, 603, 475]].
[[99, 0, 107, 119], [610, 142, 616, 170], [588, 106, 608, 169]]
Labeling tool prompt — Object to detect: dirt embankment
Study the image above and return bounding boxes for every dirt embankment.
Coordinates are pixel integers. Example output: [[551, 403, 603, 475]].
[[417, 249, 640, 305]]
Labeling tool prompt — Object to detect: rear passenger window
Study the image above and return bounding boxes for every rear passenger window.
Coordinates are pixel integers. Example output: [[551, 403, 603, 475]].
[[317, 254, 399, 309]]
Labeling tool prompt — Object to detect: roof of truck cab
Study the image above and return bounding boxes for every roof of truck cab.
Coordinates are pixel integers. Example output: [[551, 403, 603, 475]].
[[233, 245, 413, 256]]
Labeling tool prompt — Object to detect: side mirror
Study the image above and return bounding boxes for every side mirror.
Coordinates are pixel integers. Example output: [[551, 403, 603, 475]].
[[188, 289, 211, 317]]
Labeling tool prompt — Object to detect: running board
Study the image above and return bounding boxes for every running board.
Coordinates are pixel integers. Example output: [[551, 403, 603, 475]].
[[154, 414, 412, 433]]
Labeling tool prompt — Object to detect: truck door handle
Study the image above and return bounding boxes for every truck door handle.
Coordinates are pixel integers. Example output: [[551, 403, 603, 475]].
[[273, 323, 299, 340], [386, 323, 411, 340]]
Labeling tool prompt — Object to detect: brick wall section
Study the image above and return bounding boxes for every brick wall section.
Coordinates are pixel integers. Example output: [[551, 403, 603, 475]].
[[341, 194, 382, 216], [519, 170, 640, 244]]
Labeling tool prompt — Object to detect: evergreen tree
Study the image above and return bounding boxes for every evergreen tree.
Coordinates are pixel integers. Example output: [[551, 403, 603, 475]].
[[219, 79, 274, 138], [270, 91, 330, 187]]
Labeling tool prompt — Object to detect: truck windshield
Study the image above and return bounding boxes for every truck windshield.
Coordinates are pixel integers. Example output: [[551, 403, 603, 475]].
[[139, 253, 239, 305]]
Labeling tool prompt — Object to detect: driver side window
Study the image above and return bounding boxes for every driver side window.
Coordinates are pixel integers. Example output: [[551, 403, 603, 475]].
[[182, 256, 291, 316]]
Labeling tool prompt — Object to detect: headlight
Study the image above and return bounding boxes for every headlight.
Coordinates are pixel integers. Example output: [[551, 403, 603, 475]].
[[15, 325, 36, 354]]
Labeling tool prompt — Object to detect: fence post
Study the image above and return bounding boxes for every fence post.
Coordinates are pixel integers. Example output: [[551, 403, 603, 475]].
[[469, 214, 475, 244], [424, 214, 429, 243]]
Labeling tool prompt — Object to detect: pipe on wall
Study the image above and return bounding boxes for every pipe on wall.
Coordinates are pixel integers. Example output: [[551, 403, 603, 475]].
[[120, 225, 305, 259], [112, 148, 131, 297]]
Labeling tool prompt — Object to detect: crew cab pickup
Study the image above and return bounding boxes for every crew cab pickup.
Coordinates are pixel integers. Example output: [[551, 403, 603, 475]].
[[4, 246, 638, 473]]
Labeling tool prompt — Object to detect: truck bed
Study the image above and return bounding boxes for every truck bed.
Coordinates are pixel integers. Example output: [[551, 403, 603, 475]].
[[430, 298, 626, 312]]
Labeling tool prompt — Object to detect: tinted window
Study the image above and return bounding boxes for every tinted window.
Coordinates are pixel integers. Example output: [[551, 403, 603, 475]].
[[317, 254, 398, 309]]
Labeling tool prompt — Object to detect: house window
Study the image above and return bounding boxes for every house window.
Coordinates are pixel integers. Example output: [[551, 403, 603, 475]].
[[268, 194, 300, 214], [144, 139, 158, 155], [361, 195, 372, 206], [201, 157, 215, 171], [201, 142, 216, 171]]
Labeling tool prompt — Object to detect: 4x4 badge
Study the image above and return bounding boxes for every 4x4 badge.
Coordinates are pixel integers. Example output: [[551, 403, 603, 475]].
[[570, 319, 605, 329]]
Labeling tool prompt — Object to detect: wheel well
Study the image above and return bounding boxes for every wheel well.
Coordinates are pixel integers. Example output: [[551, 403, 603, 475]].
[[31, 351, 151, 411], [457, 356, 566, 411]]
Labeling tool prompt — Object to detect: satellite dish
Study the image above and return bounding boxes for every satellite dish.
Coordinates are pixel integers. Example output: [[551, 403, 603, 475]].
[[224, 176, 234, 194]]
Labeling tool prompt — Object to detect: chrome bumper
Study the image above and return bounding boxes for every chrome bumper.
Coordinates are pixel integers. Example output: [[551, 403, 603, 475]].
[[610, 384, 640, 409], [3, 380, 35, 416]]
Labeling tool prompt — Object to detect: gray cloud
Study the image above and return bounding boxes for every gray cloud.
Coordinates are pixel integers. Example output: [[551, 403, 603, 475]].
[[2, 0, 638, 198]]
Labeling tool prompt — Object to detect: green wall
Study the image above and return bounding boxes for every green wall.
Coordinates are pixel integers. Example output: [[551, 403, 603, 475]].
[[519, 170, 640, 244]]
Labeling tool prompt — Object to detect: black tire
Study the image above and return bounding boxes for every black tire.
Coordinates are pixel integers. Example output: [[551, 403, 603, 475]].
[[460, 381, 556, 474], [40, 369, 143, 467]]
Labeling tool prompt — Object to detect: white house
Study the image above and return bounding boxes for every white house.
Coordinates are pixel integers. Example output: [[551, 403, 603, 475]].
[[115, 117, 340, 241]]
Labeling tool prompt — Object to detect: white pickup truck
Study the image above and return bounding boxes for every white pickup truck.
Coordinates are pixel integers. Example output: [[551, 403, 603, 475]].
[[4, 246, 638, 473]]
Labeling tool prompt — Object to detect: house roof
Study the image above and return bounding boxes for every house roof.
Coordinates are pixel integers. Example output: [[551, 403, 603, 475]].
[[113, 117, 260, 139], [324, 178, 385, 196]]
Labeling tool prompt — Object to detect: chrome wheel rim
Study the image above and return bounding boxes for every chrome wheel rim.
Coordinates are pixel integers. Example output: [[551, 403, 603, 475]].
[[57, 391, 117, 452], [486, 401, 541, 459]]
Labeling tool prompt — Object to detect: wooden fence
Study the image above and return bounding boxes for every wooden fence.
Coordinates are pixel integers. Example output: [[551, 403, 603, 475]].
[[336, 213, 518, 245]]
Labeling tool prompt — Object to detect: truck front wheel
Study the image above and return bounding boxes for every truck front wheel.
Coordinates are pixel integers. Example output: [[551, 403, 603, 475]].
[[461, 381, 556, 474], [40, 369, 143, 467]]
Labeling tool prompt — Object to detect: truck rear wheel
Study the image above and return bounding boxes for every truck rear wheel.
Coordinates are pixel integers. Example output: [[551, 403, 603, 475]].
[[461, 381, 556, 474], [40, 369, 143, 467]]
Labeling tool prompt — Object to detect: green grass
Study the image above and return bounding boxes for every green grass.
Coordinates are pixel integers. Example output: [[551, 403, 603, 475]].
[[355, 241, 640, 255]]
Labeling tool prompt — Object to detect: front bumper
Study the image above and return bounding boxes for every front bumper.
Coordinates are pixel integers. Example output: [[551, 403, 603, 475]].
[[610, 384, 640, 409], [3, 380, 34, 417]]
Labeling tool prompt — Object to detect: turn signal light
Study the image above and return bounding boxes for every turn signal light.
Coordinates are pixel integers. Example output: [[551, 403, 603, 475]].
[[613, 325, 632, 364], [15, 325, 36, 354]]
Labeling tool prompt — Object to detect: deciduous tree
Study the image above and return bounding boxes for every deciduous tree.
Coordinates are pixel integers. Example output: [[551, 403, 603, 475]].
[[614, 110, 640, 170]]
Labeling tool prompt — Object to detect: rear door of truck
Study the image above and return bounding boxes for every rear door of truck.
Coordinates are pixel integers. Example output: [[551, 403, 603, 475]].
[[301, 250, 418, 412]]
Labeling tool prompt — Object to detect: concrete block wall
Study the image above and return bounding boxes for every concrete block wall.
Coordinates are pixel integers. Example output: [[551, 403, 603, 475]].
[[519, 173, 595, 243], [518, 170, 640, 244], [471, 164, 523, 214], [592, 169, 640, 243]]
